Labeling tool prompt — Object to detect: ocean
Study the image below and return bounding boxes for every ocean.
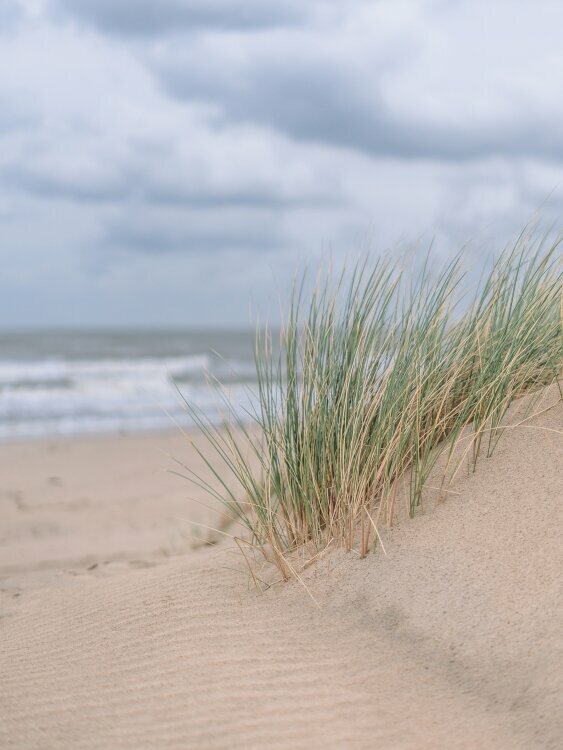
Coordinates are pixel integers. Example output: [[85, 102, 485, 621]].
[[0, 329, 259, 440]]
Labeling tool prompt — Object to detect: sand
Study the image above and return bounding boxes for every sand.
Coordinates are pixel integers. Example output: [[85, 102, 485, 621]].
[[0, 429, 233, 589], [1, 391, 562, 749]]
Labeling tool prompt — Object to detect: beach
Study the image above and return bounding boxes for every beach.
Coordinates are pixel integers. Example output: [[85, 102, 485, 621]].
[[3, 2, 563, 747], [1, 390, 561, 749]]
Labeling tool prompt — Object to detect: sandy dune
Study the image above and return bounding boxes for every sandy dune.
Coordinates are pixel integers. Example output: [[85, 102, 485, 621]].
[[1, 392, 562, 749]]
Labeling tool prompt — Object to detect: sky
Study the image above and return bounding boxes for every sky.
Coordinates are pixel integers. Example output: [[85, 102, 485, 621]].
[[1, 0, 562, 328]]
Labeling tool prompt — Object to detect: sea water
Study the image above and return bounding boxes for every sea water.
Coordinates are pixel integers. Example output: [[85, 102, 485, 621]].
[[0, 329, 259, 440]]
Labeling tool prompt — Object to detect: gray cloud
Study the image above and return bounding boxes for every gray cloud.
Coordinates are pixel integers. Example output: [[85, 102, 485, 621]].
[[0, 96, 37, 133], [50, 0, 304, 35], [158, 56, 563, 163], [0, 2, 23, 32], [0, 160, 335, 210], [143, 184, 336, 210], [103, 214, 282, 255], [1, 164, 127, 203]]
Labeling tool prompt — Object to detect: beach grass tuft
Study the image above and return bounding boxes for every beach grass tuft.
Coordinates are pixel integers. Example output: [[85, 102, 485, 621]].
[[182, 232, 562, 580]]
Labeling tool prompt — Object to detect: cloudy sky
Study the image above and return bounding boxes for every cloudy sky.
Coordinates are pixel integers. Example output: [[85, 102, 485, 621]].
[[1, 0, 562, 328]]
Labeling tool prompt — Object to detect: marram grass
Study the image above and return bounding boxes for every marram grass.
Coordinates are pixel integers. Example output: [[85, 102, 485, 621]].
[[181, 234, 562, 580]]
